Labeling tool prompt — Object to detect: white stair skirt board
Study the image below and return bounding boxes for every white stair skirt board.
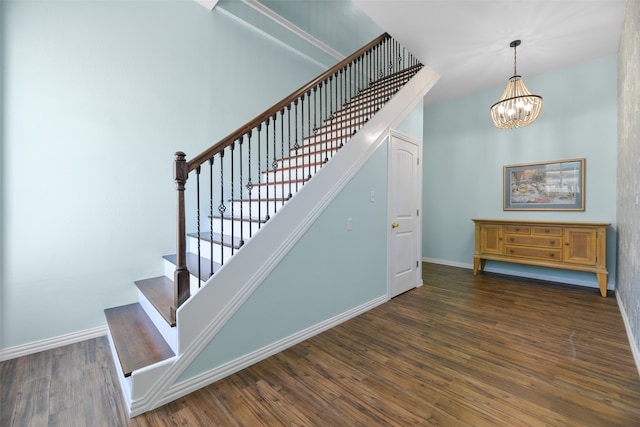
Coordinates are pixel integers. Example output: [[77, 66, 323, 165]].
[[0, 325, 108, 362], [123, 66, 439, 416], [138, 289, 178, 354], [209, 218, 262, 237]]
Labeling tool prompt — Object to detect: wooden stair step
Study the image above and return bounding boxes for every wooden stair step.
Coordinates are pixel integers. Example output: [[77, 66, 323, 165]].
[[163, 252, 222, 279], [135, 276, 175, 327], [104, 303, 175, 377]]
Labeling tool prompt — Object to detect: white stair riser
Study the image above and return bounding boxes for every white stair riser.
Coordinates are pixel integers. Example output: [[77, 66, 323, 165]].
[[230, 200, 279, 218], [208, 218, 262, 237], [314, 121, 368, 136], [137, 289, 178, 354], [262, 166, 325, 183], [253, 182, 303, 199], [187, 237, 236, 262], [278, 153, 339, 173], [293, 139, 347, 156]]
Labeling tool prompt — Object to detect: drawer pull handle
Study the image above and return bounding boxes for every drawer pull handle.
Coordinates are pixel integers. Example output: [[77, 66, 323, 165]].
[[509, 249, 515, 254], [510, 238, 515, 242], [545, 229, 550, 233], [550, 253, 555, 257], [515, 228, 520, 231], [565, 242, 570, 246], [550, 240, 555, 245]]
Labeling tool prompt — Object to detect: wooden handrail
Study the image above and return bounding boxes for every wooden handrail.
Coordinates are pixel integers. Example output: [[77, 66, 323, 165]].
[[186, 33, 390, 173]]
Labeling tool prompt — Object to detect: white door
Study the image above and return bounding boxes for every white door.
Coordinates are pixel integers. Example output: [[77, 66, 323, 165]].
[[388, 132, 420, 298]]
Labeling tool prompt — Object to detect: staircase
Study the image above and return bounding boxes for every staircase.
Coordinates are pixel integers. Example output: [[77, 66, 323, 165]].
[[104, 33, 439, 416]]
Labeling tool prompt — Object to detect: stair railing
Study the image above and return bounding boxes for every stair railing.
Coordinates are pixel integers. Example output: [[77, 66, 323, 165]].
[[172, 33, 422, 320]]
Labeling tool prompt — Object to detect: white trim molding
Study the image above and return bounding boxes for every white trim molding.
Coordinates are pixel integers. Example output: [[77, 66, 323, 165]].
[[0, 325, 108, 362], [616, 291, 640, 377]]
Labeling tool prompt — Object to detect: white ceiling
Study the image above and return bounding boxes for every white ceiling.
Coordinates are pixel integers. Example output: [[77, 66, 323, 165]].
[[354, 0, 627, 106]]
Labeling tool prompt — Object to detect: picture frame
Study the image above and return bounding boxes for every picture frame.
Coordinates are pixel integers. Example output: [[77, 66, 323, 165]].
[[504, 158, 585, 211]]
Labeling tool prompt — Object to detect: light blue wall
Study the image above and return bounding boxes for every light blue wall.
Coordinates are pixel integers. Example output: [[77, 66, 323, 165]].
[[423, 55, 618, 289], [1, 0, 330, 348]]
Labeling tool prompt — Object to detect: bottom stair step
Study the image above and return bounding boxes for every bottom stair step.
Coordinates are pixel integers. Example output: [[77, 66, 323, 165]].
[[104, 303, 175, 377]]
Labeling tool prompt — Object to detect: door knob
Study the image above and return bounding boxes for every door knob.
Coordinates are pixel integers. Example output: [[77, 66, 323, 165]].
[[391, 222, 399, 229]]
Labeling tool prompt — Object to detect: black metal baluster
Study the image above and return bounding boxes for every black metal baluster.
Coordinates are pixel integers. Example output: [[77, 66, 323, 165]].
[[196, 165, 201, 285], [294, 98, 300, 192], [340, 68, 344, 148], [238, 136, 244, 247], [286, 105, 292, 199], [314, 84, 319, 175], [209, 157, 214, 278], [230, 141, 235, 256], [323, 79, 328, 162], [256, 124, 262, 229], [307, 90, 312, 180], [246, 131, 253, 238], [367, 51, 371, 122], [218, 151, 225, 266], [274, 108, 286, 206], [275, 111, 283, 208], [265, 117, 271, 221], [329, 74, 334, 160]]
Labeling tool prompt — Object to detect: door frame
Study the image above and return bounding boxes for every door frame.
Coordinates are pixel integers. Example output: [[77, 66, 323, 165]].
[[387, 129, 423, 299]]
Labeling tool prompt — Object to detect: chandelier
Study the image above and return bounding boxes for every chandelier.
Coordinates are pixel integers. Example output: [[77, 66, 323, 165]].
[[490, 40, 543, 129]]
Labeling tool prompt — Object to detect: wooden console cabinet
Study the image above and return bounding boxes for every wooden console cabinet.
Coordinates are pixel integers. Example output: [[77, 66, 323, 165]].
[[472, 219, 610, 296]]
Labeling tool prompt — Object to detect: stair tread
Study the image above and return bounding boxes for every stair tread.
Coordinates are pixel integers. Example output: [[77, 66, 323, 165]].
[[104, 303, 174, 377], [134, 276, 175, 327], [164, 251, 222, 278]]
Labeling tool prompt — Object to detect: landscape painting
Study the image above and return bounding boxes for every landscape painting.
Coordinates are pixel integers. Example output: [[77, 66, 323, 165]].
[[504, 159, 585, 211]]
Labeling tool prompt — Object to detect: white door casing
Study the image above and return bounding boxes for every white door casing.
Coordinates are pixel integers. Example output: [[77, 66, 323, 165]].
[[388, 131, 421, 298]]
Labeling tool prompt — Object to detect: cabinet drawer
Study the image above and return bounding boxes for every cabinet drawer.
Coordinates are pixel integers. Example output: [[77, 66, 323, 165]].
[[504, 225, 531, 234], [505, 245, 562, 262], [504, 235, 561, 248], [532, 226, 562, 237]]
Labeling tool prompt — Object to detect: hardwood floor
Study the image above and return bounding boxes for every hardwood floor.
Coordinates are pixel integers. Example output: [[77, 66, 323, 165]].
[[2, 263, 640, 426]]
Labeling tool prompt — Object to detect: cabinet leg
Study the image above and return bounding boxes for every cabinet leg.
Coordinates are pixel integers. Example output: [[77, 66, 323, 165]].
[[473, 258, 479, 275], [480, 259, 486, 271], [597, 273, 608, 297]]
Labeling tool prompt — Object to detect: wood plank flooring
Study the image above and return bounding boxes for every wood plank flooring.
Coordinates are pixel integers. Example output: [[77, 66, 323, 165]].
[[2, 263, 640, 426]]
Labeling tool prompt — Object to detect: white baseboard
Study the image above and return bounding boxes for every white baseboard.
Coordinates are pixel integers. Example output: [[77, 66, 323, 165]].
[[0, 325, 108, 362], [422, 257, 471, 269], [616, 291, 640, 377], [422, 257, 606, 290]]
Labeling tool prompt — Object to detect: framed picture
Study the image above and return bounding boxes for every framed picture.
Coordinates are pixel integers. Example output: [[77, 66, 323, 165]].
[[504, 158, 585, 211]]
